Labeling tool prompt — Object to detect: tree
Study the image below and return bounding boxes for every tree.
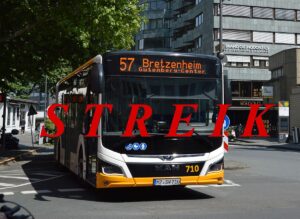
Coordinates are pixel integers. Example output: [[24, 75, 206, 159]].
[[0, 0, 144, 94]]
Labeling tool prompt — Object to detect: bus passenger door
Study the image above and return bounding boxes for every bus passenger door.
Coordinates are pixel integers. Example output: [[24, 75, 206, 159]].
[[84, 89, 98, 184]]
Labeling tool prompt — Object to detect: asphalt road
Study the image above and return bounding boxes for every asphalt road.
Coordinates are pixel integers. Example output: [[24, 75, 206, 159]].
[[0, 145, 300, 219]]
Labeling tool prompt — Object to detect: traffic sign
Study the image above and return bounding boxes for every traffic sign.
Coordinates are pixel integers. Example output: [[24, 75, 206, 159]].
[[28, 105, 38, 116], [223, 115, 230, 130]]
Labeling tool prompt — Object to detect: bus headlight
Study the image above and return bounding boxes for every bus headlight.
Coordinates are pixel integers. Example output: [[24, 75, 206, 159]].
[[208, 158, 224, 172], [99, 160, 124, 175]]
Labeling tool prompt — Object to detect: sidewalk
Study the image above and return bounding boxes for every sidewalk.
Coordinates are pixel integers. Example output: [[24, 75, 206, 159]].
[[0, 133, 52, 165], [231, 137, 300, 151]]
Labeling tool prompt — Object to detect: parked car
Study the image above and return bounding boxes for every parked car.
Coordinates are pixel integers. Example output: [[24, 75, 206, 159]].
[[0, 129, 19, 149]]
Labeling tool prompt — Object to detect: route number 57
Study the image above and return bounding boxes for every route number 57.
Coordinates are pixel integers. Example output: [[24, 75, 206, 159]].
[[120, 57, 135, 72]]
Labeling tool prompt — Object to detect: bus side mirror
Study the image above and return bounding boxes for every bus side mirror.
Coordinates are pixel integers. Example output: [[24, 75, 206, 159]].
[[89, 63, 104, 94], [224, 75, 232, 104]]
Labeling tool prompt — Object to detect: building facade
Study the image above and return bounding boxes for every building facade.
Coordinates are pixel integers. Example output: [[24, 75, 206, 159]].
[[0, 97, 38, 134], [135, 0, 300, 130], [269, 48, 300, 139]]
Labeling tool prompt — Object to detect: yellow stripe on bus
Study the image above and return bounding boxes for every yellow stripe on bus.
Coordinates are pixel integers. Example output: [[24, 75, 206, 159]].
[[96, 170, 224, 189]]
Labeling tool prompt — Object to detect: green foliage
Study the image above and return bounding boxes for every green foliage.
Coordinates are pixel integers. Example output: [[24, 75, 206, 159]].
[[44, 118, 55, 134], [0, 0, 144, 95]]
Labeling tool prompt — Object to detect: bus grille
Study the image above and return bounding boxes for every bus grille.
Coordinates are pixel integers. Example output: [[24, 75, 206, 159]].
[[127, 162, 204, 177]]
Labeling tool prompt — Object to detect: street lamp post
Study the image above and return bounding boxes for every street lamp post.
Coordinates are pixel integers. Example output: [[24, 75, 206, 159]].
[[218, 0, 226, 105]]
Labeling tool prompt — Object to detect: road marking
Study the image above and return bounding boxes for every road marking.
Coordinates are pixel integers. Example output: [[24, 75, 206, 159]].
[[58, 188, 86, 192], [186, 179, 240, 189], [0, 174, 65, 190], [210, 184, 239, 187], [186, 185, 208, 188], [31, 173, 57, 177], [0, 179, 239, 197], [21, 190, 37, 194], [0, 183, 16, 187], [0, 170, 23, 173], [0, 175, 31, 180], [1, 192, 14, 195]]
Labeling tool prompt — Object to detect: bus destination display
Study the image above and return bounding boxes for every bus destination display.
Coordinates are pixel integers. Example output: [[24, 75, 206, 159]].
[[104, 54, 219, 77], [120, 57, 206, 74]]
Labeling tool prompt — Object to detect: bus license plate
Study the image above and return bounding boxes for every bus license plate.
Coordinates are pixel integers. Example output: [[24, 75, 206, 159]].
[[153, 178, 181, 186]]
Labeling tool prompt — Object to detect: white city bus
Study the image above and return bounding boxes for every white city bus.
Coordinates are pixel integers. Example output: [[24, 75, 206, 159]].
[[55, 51, 227, 188]]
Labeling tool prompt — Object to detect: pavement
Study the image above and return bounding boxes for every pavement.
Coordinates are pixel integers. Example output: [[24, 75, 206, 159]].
[[0, 140, 300, 218], [230, 137, 300, 151], [0, 133, 51, 165], [1, 134, 300, 166]]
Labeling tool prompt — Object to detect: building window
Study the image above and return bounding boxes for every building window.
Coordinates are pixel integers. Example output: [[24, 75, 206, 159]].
[[252, 83, 263, 97], [297, 11, 300, 21], [196, 36, 202, 48], [17, 107, 20, 119], [253, 57, 269, 68], [144, 38, 167, 49], [297, 34, 300, 45], [164, 19, 170, 28], [145, 19, 164, 30], [221, 5, 251, 17], [231, 81, 240, 97], [164, 38, 171, 48], [275, 33, 295, 44], [12, 107, 16, 126], [253, 32, 273, 43], [226, 55, 250, 67], [138, 39, 144, 50], [222, 30, 251, 42], [195, 13, 203, 27], [240, 82, 252, 97], [195, 0, 202, 5], [148, 1, 166, 10], [253, 7, 273, 19], [7, 107, 11, 126], [142, 2, 149, 11], [231, 82, 262, 98], [272, 68, 283, 79], [275, 9, 295, 21]]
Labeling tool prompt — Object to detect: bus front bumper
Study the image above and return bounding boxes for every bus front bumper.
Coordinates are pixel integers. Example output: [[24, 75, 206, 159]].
[[96, 170, 224, 188]]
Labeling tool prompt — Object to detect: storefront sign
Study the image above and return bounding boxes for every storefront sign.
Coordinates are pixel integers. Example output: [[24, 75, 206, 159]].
[[232, 99, 263, 107], [224, 44, 269, 55], [262, 86, 273, 98], [278, 101, 289, 117]]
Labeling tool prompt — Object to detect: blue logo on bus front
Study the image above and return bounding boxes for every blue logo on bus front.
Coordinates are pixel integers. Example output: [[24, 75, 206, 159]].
[[125, 142, 147, 151], [125, 144, 133, 151]]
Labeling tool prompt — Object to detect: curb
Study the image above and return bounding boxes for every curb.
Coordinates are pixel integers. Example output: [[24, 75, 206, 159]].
[[0, 149, 37, 165]]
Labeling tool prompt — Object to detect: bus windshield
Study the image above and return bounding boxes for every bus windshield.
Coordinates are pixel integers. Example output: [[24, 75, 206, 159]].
[[103, 76, 220, 135]]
